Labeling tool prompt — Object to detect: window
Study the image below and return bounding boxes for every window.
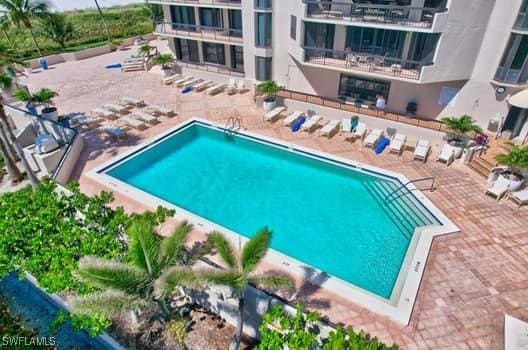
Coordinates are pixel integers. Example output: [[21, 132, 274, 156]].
[[255, 13, 272, 47], [231, 45, 244, 71], [174, 39, 199, 63], [255, 56, 272, 81], [338, 75, 390, 105], [304, 22, 335, 49], [254, 0, 272, 9], [228, 10, 243, 37], [200, 8, 222, 28], [203, 42, 226, 65], [496, 34, 528, 83], [290, 15, 297, 40], [170, 5, 196, 30], [345, 27, 407, 57]]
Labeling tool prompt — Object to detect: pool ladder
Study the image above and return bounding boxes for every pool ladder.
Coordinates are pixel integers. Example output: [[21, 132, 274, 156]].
[[224, 117, 241, 134], [384, 176, 436, 204]]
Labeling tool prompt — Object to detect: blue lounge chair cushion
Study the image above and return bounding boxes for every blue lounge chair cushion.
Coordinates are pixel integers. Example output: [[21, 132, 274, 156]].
[[105, 63, 122, 69], [291, 116, 306, 132], [374, 136, 391, 154], [351, 118, 359, 131], [182, 86, 192, 94]]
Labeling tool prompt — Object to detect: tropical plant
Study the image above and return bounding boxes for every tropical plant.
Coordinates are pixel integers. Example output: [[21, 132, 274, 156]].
[[72, 219, 202, 321], [39, 13, 74, 50], [256, 80, 280, 102], [51, 310, 111, 338], [153, 54, 174, 70], [201, 228, 294, 350], [142, 1, 163, 28], [0, 72, 38, 186], [93, 0, 112, 42], [0, 0, 50, 57], [441, 114, 482, 143], [138, 44, 152, 56], [14, 87, 31, 102], [32, 87, 57, 107], [0, 15, 13, 47], [495, 143, 528, 172]]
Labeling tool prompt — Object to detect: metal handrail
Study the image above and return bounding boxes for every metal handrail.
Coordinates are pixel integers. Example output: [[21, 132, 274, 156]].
[[384, 176, 435, 203], [154, 21, 243, 43], [224, 116, 241, 133]]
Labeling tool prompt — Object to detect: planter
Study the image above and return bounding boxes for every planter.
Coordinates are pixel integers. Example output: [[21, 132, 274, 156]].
[[263, 99, 277, 113], [41, 107, 58, 122], [447, 140, 465, 158], [161, 68, 172, 78], [499, 173, 524, 192]]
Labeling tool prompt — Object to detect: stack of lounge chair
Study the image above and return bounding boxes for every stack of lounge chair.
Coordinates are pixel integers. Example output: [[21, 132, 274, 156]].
[[436, 144, 456, 166], [301, 115, 322, 132], [413, 139, 431, 162], [320, 119, 340, 137], [363, 129, 383, 148], [264, 106, 286, 122], [389, 134, 407, 155], [283, 111, 303, 126]]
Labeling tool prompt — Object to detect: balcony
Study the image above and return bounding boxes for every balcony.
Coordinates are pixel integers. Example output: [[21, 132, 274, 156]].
[[303, 46, 431, 80], [149, 0, 241, 7], [303, 1, 446, 29], [514, 12, 528, 31], [154, 21, 243, 45]]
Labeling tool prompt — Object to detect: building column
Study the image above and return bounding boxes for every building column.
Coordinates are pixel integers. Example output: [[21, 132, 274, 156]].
[[198, 42, 204, 64], [401, 32, 413, 61], [222, 9, 230, 30], [409, 0, 425, 22], [225, 44, 232, 68], [333, 25, 347, 51], [194, 7, 201, 29]]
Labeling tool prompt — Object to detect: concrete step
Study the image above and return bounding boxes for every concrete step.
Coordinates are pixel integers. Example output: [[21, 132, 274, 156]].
[[468, 157, 495, 178]]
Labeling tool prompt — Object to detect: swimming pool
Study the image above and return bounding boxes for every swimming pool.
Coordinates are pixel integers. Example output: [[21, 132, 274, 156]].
[[90, 118, 457, 324]]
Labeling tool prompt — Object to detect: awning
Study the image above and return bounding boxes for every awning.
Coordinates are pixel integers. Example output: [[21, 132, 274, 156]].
[[508, 89, 528, 108]]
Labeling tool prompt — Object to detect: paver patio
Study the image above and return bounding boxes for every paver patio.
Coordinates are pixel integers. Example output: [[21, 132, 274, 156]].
[[17, 41, 528, 349]]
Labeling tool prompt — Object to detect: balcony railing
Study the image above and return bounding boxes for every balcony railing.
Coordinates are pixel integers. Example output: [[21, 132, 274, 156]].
[[303, 46, 431, 80], [303, 1, 446, 29], [177, 60, 245, 77], [514, 12, 528, 30], [154, 21, 243, 44], [149, 0, 241, 6]]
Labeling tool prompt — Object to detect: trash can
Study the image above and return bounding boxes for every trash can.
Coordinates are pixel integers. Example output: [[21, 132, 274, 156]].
[[39, 58, 48, 70], [487, 118, 500, 133]]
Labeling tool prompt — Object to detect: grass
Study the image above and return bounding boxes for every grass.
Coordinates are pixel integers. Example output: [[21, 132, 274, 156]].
[[1, 5, 153, 60]]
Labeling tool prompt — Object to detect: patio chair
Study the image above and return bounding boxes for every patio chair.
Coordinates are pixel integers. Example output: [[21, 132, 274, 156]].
[[70, 114, 100, 129], [363, 129, 383, 148], [101, 125, 128, 140], [508, 187, 528, 207], [413, 139, 431, 163], [119, 117, 147, 130], [236, 80, 246, 93], [301, 115, 323, 132], [102, 103, 128, 114], [436, 144, 455, 166], [341, 117, 352, 133], [264, 106, 286, 122], [182, 78, 204, 88], [389, 133, 406, 155], [206, 83, 227, 95], [162, 73, 182, 85], [175, 76, 194, 87], [144, 105, 175, 117], [133, 111, 158, 124], [283, 111, 303, 126], [485, 175, 511, 201], [226, 78, 237, 95], [119, 96, 145, 107], [92, 108, 118, 120], [351, 122, 366, 141], [320, 119, 340, 137], [193, 80, 214, 92]]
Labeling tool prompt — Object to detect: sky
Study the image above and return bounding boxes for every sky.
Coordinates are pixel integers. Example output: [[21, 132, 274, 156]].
[[49, 0, 144, 11]]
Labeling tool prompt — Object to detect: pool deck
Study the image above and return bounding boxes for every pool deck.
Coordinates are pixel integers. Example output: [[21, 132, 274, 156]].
[[18, 42, 528, 349]]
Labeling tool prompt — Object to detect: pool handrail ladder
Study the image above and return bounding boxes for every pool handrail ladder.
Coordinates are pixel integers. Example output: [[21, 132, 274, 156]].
[[385, 176, 436, 204]]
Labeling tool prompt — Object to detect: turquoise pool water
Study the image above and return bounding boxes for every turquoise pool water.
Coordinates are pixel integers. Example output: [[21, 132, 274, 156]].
[[106, 123, 438, 299]]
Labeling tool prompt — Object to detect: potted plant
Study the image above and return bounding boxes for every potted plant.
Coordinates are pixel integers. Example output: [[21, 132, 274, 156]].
[[441, 114, 482, 158], [138, 44, 152, 57], [495, 143, 528, 191], [152, 53, 174, 77], [256, 80, 280, 112], [33, 88, 59, 121]]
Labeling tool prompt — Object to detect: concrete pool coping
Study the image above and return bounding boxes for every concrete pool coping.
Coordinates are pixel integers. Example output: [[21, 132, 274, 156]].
[[86, 117, 459, 325]]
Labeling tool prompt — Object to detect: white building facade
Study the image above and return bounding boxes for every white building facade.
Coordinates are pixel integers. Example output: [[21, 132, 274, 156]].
[[151, 0, 528, 141]]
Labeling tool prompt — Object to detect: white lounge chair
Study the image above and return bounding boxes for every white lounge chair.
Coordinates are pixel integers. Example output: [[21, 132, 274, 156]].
[[182, 78, 203, 88], [144, 105, 175, 117], [103, 103, 128, 114], [351, 122, 366, 141], [226, 78, 237, 95], [363, 129, 383, 148], [162, 73, 182, 85], [92, 108, 117, 120], [485, 175, 511, 200], [193, 80, 213, 92], [118, 117, 147, 130], [413, 139, 431, 162], [283, 111, 303, 126], [71, 114, 99, 128], [264, 106, 286, 122], [301, 115, 323, 132], [101, 125, 127, 140], [389, 133, 407, 155], [119, 96, 145, 107], [236, 80, 246, 93], [206, 83, 226, 95], [509, 187, 528, 207], [341, 117, 352, 133], [437, 144, 455, 166], [133, 111, 158, 124], [176, 76, 194, 87], [320, 119, 340, 137]]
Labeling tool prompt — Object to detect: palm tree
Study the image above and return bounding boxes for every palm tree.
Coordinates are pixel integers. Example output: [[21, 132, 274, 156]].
[[153, 53, 174, 70], [0, 14, 13, 47], [73, 220, 202, 319], [441, 114, 482, 143], [93, 0, 112, 43], [0, 72, 39, 187], [0, 0, 50, 57], [201, 228, 294, 350], [495, 143, 528, 174], [39, 13, 74, 50], [256, 80, 280, 103]]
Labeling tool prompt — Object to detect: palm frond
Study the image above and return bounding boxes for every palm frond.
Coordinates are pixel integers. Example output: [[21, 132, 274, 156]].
[[71, 290, 148, 317], [154, 266, 202, 297], [128, 219, 161, 277], [251, 274, 295, 293], [241, 227, 271, 274], [158, 220, 192, 270], [200, 269, 246, 291], [75, 256, 151, 296], [208, 231, 238, 269]]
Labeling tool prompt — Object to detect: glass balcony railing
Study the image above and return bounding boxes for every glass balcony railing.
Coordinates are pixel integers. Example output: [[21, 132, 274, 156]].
[[154, 21, 243, 44], [303, 1, 446, 29], [303, 46, 432, 80], [150, 0, 241, 6], [515, 12, 528, 30]]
